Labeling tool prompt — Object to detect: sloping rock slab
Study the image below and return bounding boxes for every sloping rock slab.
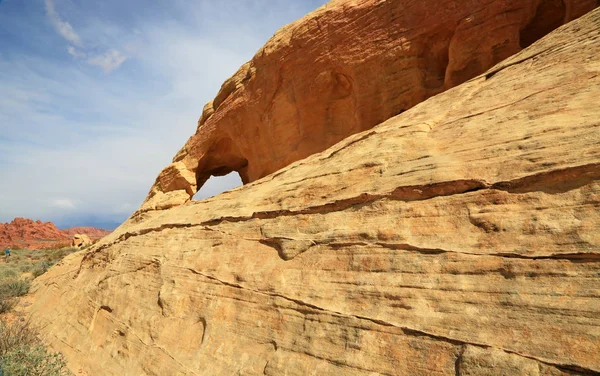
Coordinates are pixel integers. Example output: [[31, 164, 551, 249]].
[[142, 0, 598, 212], [27, 7, 600, 376]]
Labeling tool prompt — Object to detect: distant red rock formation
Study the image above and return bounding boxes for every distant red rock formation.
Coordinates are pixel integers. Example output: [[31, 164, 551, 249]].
[[0, 218, 110, 250]]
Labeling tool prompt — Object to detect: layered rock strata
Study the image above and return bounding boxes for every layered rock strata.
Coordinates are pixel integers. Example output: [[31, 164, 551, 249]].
[[142, 0, 599, 212], [26, 6, 600, 376]]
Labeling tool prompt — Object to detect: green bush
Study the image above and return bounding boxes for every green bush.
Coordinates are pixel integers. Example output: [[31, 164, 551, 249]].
[[0, 278, 30, 315], [0, 321, 71, 376], [7, 281, 29, 298], [31, 266, 47, 279], [0, 280, 30, 300], [1, 346, 70, 376]]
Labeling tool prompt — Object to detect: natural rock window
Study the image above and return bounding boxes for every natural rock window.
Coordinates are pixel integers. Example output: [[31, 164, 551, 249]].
[[192, 171, 243, 201]]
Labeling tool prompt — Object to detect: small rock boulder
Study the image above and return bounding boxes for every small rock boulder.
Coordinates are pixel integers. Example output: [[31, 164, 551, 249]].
[[72, 234, 91, 248]]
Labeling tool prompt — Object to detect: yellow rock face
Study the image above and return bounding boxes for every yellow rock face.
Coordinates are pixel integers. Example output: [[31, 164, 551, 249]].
[[72, 234, 91, 248], [141, 0, 598, 212], [27, 5, 600, 376]]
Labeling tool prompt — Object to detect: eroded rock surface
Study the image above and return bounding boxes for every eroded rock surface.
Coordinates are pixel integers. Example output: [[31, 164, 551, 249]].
[[142, 0, 598, 211], [72, 234, 92, 248], [26, 6, 600, 375]]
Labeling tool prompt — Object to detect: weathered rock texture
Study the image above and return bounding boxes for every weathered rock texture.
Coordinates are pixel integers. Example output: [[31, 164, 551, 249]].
[[0, 218, 109, 250], [142, 0, 599, 212], [26, 5, 600, 375], [72, 234, 92, 248]]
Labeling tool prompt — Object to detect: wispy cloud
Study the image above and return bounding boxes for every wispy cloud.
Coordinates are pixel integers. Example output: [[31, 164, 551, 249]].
[[67, 45, 86, 58], [44, 0, 82, 47], [88, 49, 127, 73], [44, 0, 127, 74], [0, 0, 328, 228]]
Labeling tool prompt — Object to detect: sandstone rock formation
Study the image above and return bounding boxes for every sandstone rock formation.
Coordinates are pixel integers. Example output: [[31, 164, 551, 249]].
[[72, 234, 92, 248], [0, 218, 109, 250], [0, 218, 66, 249], [25, 5, 600, 375], [64, 227, 112, 239], [142, 0, 599, 212]]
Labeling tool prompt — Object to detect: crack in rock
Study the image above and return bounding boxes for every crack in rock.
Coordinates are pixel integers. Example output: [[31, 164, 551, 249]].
[[180, 266, 600, 374], [101, 163, 600, 257]]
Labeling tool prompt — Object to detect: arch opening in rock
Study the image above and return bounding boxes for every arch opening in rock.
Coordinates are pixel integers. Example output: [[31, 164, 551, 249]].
[[192, 171, 243, 201]]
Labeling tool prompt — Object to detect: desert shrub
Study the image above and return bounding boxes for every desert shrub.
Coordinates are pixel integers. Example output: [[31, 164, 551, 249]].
[[0, 280, 30, 298], [40, 248, 79, 268], [43, 250, 62, 262], [0, 346, 70, 376], [0, 320, 71, 376], [0, 270, 18, 280], [0, 299, 15, 315], [0, 249, 74, 375], [31, 261, 53, 279], [16, 263, 33, 274], [0, 246, 81, 317], [0, 277, 30, 316], [0, 320, 38, 353], [31, 267, 45, 279], [40, 261, 52, 273], [0, 279, 30, 315], [50, 248, 78, 262]]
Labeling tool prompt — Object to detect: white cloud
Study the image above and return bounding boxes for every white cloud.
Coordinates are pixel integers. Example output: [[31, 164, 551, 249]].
[[45, 0, 128, 73], [88, 49, 127, 73], [0, 0, 328, 228], [67, 45, 86, 58], [44, 0, 82, 47], [50, 199, 76, 210]]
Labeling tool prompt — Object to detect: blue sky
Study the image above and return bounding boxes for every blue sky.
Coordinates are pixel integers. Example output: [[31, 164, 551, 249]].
[[0, 0, 327, 229]]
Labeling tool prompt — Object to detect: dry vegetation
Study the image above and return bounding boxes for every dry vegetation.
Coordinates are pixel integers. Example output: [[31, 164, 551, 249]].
[[0, 246, 81, 375]]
